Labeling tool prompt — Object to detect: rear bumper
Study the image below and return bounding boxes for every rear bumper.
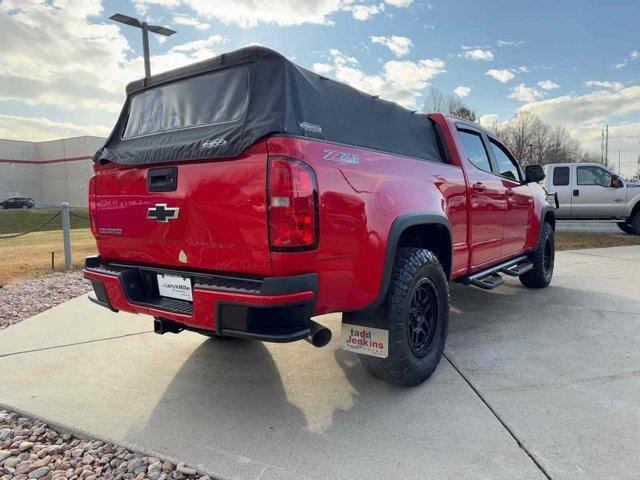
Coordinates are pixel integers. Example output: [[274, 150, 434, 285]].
[[83, 256, 317, 342]]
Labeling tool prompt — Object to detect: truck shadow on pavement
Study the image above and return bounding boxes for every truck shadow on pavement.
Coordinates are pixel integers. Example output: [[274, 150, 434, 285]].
[[133, 331, 429, 479], [131, 274, 638, 479]]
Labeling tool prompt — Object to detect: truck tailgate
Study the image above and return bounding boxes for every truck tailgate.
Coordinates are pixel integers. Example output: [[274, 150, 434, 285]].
[[93, 142, 272, 276]]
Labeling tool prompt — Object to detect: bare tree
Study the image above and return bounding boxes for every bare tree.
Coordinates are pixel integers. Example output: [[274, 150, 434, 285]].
[[423, 87, 447, 113], [422, 87, 477, 122], [486, 111, 584, 166], [429, 92, 597, 166]]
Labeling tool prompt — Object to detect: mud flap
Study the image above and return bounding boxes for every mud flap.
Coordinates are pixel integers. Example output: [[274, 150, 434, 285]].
[[341, 323, 388, 358], [341, 308, 389, 358]]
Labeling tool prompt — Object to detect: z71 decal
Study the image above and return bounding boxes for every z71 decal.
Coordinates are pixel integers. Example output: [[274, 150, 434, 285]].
[[323, 149, 360, 165]]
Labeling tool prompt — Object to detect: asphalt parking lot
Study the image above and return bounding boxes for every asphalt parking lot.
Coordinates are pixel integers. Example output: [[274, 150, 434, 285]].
[[1, 246, 639, 480], [555, 221, 623, 235]]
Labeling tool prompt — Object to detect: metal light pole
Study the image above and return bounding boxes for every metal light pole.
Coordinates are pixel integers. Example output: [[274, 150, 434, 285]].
[[109, 13, 176, 78]]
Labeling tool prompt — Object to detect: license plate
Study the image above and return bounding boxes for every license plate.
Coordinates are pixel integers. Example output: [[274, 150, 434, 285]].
[[157, 274, 193, 302]]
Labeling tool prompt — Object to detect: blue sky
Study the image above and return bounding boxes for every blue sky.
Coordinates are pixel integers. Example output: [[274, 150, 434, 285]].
[[1, 0, 639, 174]]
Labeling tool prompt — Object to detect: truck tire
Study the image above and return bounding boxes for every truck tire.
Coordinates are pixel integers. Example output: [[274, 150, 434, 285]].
[[617, 222, 635, 235], [360, 248, 449, 387], [629, 212, 640, 235], [520, 222, 554, 288]]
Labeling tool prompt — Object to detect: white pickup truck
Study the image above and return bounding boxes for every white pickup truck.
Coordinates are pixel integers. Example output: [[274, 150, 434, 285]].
[[544, 162, 640, 235]]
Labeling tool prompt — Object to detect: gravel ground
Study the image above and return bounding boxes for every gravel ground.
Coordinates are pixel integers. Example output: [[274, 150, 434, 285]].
[[0, 409, 211, 480], [0, 272, 91, 332]]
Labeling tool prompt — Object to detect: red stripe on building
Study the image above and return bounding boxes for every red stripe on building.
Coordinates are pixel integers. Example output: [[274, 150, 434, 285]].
[[0, 155, 93, 165]]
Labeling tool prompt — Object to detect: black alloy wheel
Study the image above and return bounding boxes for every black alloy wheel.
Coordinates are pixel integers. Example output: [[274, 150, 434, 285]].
[[407, 279, 439, 357]]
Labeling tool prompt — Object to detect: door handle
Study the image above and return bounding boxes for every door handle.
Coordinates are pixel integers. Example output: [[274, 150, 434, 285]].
[[573, 189, 579, 197], [148, 167, 178, 192], [472, 182, 486, 193]]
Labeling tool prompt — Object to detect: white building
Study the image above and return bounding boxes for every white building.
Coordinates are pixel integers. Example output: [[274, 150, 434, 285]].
[[0, 136, 105, 207]]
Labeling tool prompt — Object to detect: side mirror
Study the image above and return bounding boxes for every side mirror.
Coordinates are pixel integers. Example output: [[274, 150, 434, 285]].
[[525, 164, 545, 183], [611, 175, 622, 188]]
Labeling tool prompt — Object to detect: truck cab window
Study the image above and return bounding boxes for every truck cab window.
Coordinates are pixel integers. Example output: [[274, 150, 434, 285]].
[[458, 130, 492, 173], [489, 139, 522, 182], [553, 166, 570, 186], [577, 166, 613, 187]]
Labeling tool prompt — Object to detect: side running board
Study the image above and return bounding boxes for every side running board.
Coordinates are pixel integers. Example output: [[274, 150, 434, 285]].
[[460, 255, 533, 290]]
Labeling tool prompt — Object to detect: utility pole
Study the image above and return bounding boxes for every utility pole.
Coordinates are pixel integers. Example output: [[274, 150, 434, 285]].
[[527, 143, 534, 165], [618, 150, 621, 175], [109, 13, 176, 79], [600, 124, 610, 165], [637, 141, 640, 180], [605, 125, 609, 166], [601, 125, 605, 163]]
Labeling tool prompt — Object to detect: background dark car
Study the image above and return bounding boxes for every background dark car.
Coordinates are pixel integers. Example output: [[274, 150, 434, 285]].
[[1, 197, 36, 209]]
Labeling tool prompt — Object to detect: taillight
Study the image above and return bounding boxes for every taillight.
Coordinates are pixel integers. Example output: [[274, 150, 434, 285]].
[[268, 156, 318, 250], [88, 175, 98, 237]]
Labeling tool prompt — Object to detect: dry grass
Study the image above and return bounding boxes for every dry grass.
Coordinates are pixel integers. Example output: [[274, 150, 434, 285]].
[[555, 232, 640, 251], [0, 208, 89, 234], [0, 228, 96, 286]]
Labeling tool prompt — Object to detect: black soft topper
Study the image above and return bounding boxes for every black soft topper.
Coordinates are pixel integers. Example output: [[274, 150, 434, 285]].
[[94, 46, 444, 165]]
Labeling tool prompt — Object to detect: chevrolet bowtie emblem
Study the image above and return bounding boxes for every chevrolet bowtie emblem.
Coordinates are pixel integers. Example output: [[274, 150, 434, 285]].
[[147, 204, 180, 223]]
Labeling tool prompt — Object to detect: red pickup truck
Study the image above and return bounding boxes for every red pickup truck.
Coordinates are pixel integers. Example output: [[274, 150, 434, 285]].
[[84, 46, 555, 386]]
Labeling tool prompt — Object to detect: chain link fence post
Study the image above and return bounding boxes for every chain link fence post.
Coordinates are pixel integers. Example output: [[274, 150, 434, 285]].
[[60, 202, 72, 269]]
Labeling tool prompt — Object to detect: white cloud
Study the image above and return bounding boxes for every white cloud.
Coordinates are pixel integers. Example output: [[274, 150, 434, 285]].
[[321, 49, 445, 108], [385, 0, 413, 6], [519, 86, 640, 175], [117, 34, 229, 90], [312, 63, 334, 74], [172, 14, 210, 30], [520, 85, 640, 126], [343, 3, 384, 20], [0, 1, 229, 120], [0, 115, 110, 142], [517, 65, 530, 73], [135, 0, 351, 28], [370, 35, 413, 57], [453, 86, 471, 98], [341, 0, 413, 18], [329, 49, 359, 65], [508, 84, 544, 102], [537, 80, 559, 90], [485, 69, 514, 83], [613, 50, 640, 69], [569, 122, 640, 176], [133, 0, 181, 15], [497, 40, 525, 47], [462, 48, 493, 61], [585, 80, 625, 91], [0, 0, 132, 114], [478, 114, 499, 127], [167, 35, 228, 56]]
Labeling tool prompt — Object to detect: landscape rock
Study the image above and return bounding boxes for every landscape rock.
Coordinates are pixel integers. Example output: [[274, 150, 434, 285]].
[[19, 441, 34, 452], [28, 466, 50, 479], [0, 271, 92, 331], [0, 409, 207, 480]]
